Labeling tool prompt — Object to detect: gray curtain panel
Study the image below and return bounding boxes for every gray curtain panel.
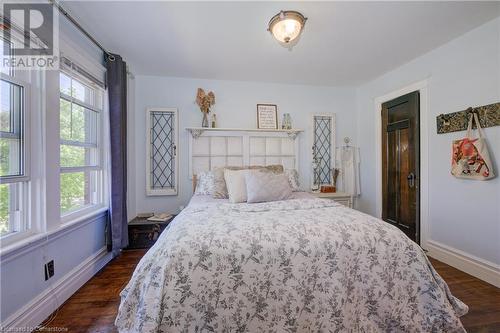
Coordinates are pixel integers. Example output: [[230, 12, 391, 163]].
[[106, 53, 128, 254]]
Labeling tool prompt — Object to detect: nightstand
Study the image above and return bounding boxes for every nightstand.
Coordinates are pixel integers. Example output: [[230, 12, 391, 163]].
[[127, 215, 175, 249], [310, 191, 353, 208]]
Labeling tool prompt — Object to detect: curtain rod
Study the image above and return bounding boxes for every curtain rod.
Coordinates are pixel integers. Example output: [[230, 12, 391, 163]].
[[49, 0, 115, 61]]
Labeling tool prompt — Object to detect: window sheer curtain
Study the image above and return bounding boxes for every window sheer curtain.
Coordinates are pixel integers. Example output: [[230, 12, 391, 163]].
[[106, 53, 128, 254]]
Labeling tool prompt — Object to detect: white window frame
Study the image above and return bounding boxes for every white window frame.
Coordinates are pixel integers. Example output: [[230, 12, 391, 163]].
[[0, 20, 110, 253], [0, 72, 33, 246], [59, 69, 107, 223], [146, 107, 178, 196], [1, 37, 14, 77], [310, 113, 336, 186]]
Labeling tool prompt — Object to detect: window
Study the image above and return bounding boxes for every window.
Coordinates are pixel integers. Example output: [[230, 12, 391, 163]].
[[59, 72, 104, 217], [1, 25, 108, 249], [146, 108, 178, 196], [1, 37, 14, 76], [0, 75, 29, 237], [312, 113, 335, 186]]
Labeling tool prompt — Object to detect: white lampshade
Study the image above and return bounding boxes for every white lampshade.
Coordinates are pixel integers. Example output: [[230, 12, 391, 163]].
[[268, 11, 307, 47]]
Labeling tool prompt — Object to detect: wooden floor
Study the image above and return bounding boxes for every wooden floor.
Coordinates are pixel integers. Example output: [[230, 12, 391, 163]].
[[42, 249, 500, 333]]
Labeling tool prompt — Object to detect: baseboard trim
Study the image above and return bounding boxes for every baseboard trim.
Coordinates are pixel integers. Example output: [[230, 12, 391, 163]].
[[426, 240, 500, 288], [2, 246, 113, 330]]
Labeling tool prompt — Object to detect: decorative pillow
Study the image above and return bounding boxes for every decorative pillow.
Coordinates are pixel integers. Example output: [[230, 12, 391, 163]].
[[194, 171, 215, 195], [212, 166, 245, 199], [245, 170, 292, 203], [224, 169, 250, 203], [212, 165, 284, 199], [285, 169, 300, 191]]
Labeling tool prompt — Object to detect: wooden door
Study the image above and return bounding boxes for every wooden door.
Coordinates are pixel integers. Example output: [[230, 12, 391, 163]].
[[381, 91, 420, 243]]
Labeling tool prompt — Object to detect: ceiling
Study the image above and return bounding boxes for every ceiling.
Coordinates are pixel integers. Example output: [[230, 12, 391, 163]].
[[61, 1, 500, 86]]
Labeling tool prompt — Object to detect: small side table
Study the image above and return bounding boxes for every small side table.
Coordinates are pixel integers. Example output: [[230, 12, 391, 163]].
[[310, 191, 353, 208], [127, 215, 175, 249]]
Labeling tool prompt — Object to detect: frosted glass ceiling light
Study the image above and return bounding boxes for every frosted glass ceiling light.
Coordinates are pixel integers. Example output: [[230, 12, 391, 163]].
[[268, 10, 307, 49]]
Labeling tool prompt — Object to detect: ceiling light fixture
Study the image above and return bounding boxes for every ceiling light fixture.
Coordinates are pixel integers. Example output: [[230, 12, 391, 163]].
[[268, 10, 307, 49]]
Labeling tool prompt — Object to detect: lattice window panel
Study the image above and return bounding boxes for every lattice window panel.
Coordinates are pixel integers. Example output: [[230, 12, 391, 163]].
[[313, 115, 333, 185], [147, 109, 177, 195]]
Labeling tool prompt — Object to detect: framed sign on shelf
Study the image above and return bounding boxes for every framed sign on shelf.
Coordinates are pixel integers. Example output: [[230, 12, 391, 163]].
[[257, 104, 278, 129]]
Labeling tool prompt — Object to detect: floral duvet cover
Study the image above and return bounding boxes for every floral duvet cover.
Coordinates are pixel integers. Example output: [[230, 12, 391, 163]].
[[115, 198, 467, 332]]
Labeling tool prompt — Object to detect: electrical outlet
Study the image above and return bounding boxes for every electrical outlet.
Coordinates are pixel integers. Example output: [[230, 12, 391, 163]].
[[44, 260, 55, 281]]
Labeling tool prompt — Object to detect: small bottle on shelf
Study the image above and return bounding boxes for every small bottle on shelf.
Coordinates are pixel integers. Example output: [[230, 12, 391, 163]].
[[211, 113, 217, 128]]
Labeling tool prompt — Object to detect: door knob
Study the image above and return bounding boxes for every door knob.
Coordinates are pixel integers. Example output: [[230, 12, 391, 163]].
[[407, 172, 416, 188]]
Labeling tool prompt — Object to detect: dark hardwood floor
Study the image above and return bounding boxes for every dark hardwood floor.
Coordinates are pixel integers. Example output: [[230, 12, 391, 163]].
[[429, 259, 500, 332], [40, 250, 146, 333], [41, 250, 500, 332]]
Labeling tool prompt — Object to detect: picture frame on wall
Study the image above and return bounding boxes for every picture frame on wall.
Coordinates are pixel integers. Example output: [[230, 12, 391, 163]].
[[257, 104, 278, 129]]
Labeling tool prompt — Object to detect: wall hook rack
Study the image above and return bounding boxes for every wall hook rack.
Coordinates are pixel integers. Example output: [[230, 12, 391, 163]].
[[436, 102, 500, 134]]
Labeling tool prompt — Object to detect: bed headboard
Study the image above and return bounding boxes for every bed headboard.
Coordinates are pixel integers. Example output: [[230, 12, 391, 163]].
[[187, 128, 303, 181]]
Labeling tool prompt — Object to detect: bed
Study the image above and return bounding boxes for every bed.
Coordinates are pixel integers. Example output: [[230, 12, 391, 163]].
[[115, 193, 468, 332]]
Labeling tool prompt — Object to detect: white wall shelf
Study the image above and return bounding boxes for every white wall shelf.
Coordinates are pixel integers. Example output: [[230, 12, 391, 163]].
[[186, 127, 303, 139]]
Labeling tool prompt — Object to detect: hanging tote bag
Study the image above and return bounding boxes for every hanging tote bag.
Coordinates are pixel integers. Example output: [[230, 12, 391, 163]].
[[451, 113, 495, 180]]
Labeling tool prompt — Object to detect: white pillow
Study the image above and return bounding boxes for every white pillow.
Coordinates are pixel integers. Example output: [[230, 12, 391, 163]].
[[224, 169, 249, 203], [245, 171, 292, 203], [285, 169, 300, 191], [195, 171, 215, 195]]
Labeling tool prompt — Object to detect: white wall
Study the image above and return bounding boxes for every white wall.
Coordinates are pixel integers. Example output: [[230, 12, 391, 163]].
[[356, 17, 500, 266], [131, 76, 357, 215]]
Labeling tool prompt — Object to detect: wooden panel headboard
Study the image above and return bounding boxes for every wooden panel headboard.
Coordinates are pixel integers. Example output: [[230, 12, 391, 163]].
[[187, 128, 303, 190]]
